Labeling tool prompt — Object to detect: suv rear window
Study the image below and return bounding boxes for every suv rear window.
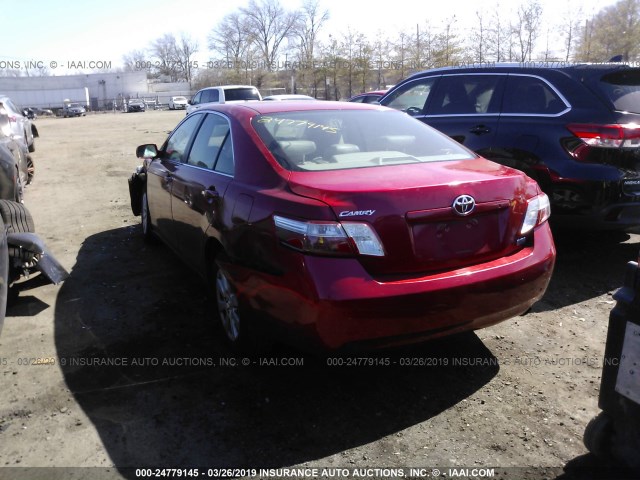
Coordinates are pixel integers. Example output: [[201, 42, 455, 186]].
[[224, 88, 261, 101], [599, 70, 640, 113], [251, 109, 474, 171]]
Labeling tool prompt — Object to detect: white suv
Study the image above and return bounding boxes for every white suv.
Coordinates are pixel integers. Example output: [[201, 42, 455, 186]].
[[186, 85, 261, 115]]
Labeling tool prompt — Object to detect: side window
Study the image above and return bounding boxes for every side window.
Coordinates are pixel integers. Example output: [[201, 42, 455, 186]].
[[186, 114, 230, 170], [502, 75, 566, 114], [202, 89, 219, 103], [350, 96, 365, 103], [162, 114, 203, 162], [383, 78, 437, 116], [214, 134, 234, 175], [191, 92, 202, 105], [429, 75, 503, 115]]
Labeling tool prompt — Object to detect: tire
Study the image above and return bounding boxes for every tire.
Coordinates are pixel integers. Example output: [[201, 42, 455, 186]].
[[212, 257, 270, 353], [584, 412, 614, 459], [140, 190, 155, 243], [13, 169, 24, 204], [26, 156, 34, 185], [0, 200, 35, 234]]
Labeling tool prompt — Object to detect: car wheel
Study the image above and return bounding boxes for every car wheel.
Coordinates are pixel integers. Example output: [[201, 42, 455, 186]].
[[0, 200, 35, 234], [215, 266, 241, 343], [14, 168, 24, 204], [26, 156, 34, 185], [584, 412, 614, 459], [141, 190, 154, 242], [0, 200, 35, 304]]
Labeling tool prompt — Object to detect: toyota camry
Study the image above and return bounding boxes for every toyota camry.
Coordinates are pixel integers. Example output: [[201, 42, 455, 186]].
[[128, 101, 555, 351]]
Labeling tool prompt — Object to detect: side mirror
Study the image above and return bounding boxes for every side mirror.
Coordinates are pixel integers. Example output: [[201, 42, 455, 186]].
[[136, 144, 158, 159]]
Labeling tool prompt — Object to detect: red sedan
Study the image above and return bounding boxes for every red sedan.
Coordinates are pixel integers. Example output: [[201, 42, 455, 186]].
[[129, 101, 555, 350]]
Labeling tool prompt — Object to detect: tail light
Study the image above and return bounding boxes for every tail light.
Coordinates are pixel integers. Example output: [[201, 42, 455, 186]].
[[520, 193, 551, 235], [273, 215, 385, 257], [566, 123, 640, 161]]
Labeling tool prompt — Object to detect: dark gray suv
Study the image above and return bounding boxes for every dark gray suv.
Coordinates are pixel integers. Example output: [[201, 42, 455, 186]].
[[380, 63, 640, 230]]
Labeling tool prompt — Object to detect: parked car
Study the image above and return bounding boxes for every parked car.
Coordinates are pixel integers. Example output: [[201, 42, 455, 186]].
[[263, 94, 317, 101], [128, 101, 555, 351], [0, 95, 38, 152], [0, 113, 34, 201], [61, 103, 86, 117], [126, 99, 146, 113], [186, 85, 262, 115], [168, 96, 189, 110], [348, 90, 388, 104], [380, 63, 640, 230]]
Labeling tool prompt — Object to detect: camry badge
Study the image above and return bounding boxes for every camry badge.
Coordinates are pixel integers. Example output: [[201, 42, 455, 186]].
[[452, 195, 475, 216], [339, 210, 376, 217]]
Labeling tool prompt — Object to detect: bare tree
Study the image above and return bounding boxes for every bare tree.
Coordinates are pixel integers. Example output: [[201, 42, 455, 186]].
[[514, 0, 543, 61], [295, 0, 329, 65], [574, 0, 640, 61], [471, 11, 487, 62], [175, 34, 199, 86], [122, 50, 148, 73], [240, 0, 300, 71], [208, 12, 253, 74], [150, 34, 180, 81]]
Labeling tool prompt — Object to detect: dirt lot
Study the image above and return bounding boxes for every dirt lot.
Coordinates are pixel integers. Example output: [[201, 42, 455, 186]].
[[0, 111, 637, 480]]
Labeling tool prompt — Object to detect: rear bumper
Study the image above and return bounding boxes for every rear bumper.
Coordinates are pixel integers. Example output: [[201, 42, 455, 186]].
[[231, 224, 556, 350]]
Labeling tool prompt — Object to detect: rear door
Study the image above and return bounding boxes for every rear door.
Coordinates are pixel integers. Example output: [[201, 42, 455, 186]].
[[493, 74, 571, 175], [423, 73, 505, 155], [171, 113, 234, 272]]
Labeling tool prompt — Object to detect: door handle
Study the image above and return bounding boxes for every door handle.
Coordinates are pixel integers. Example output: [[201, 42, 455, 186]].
[[470, 125, 491, 135], [202, 188, 219, 200]]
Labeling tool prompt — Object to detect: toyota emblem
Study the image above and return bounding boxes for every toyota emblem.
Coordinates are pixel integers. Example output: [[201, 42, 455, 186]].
[[452, 195, 475, 216]]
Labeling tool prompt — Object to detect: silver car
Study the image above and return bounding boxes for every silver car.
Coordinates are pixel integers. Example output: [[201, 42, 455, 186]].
[[0, 95, 38, 152]]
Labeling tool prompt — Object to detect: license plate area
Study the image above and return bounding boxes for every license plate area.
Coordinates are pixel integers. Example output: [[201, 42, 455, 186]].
[[411, 212, 504, 262]]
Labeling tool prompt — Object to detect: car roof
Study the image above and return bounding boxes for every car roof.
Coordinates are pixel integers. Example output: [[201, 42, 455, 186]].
[[193, 100, 389, 116], [405, 62, 638, 79], [197, 85, 258, 91]]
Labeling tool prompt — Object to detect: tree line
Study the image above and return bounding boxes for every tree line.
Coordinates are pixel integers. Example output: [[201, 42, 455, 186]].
[[5, 0, 639, 100]]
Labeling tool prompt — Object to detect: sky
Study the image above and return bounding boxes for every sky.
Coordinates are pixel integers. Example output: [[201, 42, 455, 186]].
[[0, 0, 620, 75]]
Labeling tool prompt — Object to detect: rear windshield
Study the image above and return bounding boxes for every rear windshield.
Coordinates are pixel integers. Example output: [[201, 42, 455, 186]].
[[599, 70, 640, 113], [251, 109, 475, 171], [224, 88, 261, 101]]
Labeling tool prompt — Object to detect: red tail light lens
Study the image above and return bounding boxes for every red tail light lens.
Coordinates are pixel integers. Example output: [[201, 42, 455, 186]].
[[273, 215, 385, 257], [520, 193, 551, 235], [567, 123, 640, 149]]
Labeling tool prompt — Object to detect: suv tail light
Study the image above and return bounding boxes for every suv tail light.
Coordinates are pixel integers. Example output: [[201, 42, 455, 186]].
[[566, 124, 640, 160], [273, 215, 385, 257], [520, 193, 551, 235]]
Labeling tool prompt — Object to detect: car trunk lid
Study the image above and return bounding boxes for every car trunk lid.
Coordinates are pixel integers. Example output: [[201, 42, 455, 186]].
[[287, 159, 532, 276]]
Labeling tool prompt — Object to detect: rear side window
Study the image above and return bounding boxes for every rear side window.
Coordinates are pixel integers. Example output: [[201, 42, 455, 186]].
[[224, 87, 261, 101], [202, 89, 220, 103], [599, 70, 640, 113], [382, 78, 436, 115], [428, 75, 503, 115], [186, 114, 230, 170], [502, 75, 567, 115]]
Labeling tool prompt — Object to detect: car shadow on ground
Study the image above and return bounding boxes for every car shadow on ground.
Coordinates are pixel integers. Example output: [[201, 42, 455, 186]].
[[54, 226, 499, 473], [532, 228, 640, 312]]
